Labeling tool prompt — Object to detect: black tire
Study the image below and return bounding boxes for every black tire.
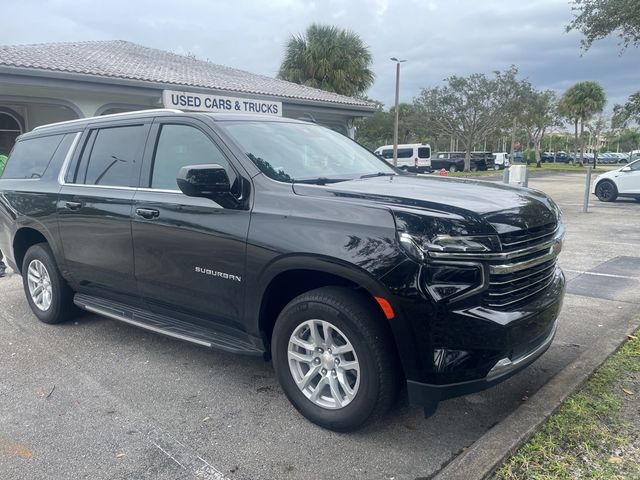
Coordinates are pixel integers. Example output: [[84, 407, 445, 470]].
[[272, 286, 399, 431], [595, 180, 618, 202], [21, 243, 75, 324], [449, 164, 458, 173]]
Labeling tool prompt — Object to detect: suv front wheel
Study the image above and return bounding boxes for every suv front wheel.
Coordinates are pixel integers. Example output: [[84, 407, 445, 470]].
[[272, 286, 398, 431], [595, 180, 618, 202], [22, 243, 75, 324]]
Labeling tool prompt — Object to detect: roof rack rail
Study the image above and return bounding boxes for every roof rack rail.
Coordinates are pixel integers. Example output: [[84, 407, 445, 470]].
[[32, 108, 183, 131]]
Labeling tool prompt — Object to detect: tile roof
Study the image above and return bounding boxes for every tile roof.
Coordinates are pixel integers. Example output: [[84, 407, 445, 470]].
[[0, 40, 375, 109]]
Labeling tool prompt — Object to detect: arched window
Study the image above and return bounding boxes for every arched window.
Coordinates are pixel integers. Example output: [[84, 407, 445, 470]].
[[0, 111, 23, 156]]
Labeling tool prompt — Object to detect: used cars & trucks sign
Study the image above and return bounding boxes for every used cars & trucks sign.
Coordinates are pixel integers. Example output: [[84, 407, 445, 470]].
[[162, 90, 282, 116]]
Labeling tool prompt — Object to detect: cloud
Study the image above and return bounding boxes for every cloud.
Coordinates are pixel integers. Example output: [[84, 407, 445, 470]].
[[2, 0, 639, 110]]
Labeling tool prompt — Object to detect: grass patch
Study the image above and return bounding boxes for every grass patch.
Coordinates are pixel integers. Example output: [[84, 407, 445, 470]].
[[444, 163, 620, 178], [495, 329, 640, 480]]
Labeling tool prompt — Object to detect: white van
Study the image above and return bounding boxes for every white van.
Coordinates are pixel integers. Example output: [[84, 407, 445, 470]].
[[492, 152, 510, 170], [374, 143, 432, 172]]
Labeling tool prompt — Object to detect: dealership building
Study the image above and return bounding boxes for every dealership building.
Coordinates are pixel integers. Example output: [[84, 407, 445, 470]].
[[0, 40, 375, 155]]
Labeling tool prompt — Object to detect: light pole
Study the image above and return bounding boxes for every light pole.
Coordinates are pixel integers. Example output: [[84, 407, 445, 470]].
[[391, 57, 406, 168]]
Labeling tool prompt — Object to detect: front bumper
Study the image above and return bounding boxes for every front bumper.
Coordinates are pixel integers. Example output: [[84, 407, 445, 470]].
[[407, 317, 557, 406]]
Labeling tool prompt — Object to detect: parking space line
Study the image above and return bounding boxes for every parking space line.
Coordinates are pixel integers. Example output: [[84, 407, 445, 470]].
[[148, 429, 229, 480], [564, 269, 639, 280]]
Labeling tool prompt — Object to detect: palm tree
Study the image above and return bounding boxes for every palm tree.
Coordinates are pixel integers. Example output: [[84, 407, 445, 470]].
[[558, 81, 607, 166], [278, 24, 374, 97]]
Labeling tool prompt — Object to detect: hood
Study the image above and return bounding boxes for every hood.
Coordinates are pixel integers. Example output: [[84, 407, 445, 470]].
[[293, 175, 559, 236]]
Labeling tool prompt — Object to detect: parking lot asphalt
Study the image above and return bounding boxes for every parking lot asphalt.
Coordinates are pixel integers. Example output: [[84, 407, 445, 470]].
[[1, 170, 639, 480]]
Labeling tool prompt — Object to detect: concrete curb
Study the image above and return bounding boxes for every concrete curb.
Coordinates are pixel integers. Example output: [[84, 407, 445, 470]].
[[432, 320, 640, 480]]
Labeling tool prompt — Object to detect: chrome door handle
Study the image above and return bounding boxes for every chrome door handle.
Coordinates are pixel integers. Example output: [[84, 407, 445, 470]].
[[65, 201, 83, 210], [135, 208, 160, 219]]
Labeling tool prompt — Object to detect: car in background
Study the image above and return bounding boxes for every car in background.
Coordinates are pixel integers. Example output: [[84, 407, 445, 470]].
[[431, 151, 488, 172], [598, 153, 618, 164], [375, 144, 432, 173], [541, 151, 573, 163], [592, 158, 640, 202]]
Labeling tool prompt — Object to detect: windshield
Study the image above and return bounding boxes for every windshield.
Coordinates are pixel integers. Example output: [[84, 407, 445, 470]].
[[219, 120, 396, 183]]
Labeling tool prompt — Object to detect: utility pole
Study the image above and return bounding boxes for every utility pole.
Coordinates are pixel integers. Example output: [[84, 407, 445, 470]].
[[390, 57, 406, 167]]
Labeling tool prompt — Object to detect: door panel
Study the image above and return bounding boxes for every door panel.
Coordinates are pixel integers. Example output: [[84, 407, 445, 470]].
[[132, 190, 250, 327], [131, 120, 251, 331], [617, 168, 640, 194], [57, 186, 138, 302], [56, 121, 149, 304]]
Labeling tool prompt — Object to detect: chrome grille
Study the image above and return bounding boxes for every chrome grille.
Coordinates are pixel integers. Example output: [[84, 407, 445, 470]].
[[484, 258, 557, 309], [425, 223, 564, 310], [498, 222, 557, 252], [484, 223, 562, 309]]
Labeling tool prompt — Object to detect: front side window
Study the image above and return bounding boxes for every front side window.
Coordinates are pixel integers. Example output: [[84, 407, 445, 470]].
[[77, 125, 145, 186], [629, 159, 640, 171], [151, 124, 231, 190], [2, 134, 65, 179], [219, 121, 395, 183]]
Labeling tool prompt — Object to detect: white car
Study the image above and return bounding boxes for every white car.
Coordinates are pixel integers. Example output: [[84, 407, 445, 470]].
[[592, 159, 640, 202]]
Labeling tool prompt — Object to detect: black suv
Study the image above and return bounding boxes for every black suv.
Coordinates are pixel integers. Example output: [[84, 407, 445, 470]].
[[0, 110, 565, 431], [432, 151, 489, 172]]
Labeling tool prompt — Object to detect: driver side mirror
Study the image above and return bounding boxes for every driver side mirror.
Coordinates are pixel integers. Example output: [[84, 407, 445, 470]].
[[621, 166, 632, 172], [176, 164, 231, 198]]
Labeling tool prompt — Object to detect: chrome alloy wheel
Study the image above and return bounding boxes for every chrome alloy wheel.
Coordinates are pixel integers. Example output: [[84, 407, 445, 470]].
[[27, 259, 53, 311], [287, 319, 360, 409]]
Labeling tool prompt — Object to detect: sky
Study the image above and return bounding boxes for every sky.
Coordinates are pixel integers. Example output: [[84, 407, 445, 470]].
[[3, 0, 639, 111]]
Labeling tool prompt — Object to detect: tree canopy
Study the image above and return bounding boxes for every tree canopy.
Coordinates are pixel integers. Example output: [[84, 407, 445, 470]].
[[558, 81, 607, 165], [612, 91, 640, 128], [567, 0, 640, 51], [414, 66, 521, 171], [277, 24, 374, 97]]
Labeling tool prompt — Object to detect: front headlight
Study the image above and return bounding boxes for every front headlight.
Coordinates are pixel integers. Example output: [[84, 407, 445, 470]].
[[397, 232, 489, 303], [397, 232, 501, 258], [421, 235, 501, 253], [422, 262, 485, 302]]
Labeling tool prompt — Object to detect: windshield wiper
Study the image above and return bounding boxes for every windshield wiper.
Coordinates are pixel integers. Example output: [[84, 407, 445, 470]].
[[360, 172, 397, 179], [294, 177, 350, 185]]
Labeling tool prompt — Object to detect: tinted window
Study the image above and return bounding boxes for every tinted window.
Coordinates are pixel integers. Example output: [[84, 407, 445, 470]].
[[151, 124, 231, 190], [380, 148, 413, 159], [77, 125, 145, 186], [630, 160, 640, 171], [397, 148, 413, 159], [418, 147, 430, 159], [2, 134, 65, 179]]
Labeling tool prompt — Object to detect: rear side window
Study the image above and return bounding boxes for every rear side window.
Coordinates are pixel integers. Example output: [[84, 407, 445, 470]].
[[418, 147, 430, 159], [2, 134, 65, 179], [380, 148, 414, 159], [397, 148, 413, 159], [74, 125, 145, 186]]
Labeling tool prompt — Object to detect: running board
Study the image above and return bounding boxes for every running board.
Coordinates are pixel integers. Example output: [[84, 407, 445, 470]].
[[73, 294, 264, 356]]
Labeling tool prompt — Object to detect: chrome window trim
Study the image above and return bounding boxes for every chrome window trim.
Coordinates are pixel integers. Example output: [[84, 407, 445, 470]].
[[137, 187, 182, 194]]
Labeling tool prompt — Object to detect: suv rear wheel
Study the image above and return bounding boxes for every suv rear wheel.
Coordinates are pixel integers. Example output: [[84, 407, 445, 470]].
[[272, 286, 398, 431], [22, 243, 75, 324]]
